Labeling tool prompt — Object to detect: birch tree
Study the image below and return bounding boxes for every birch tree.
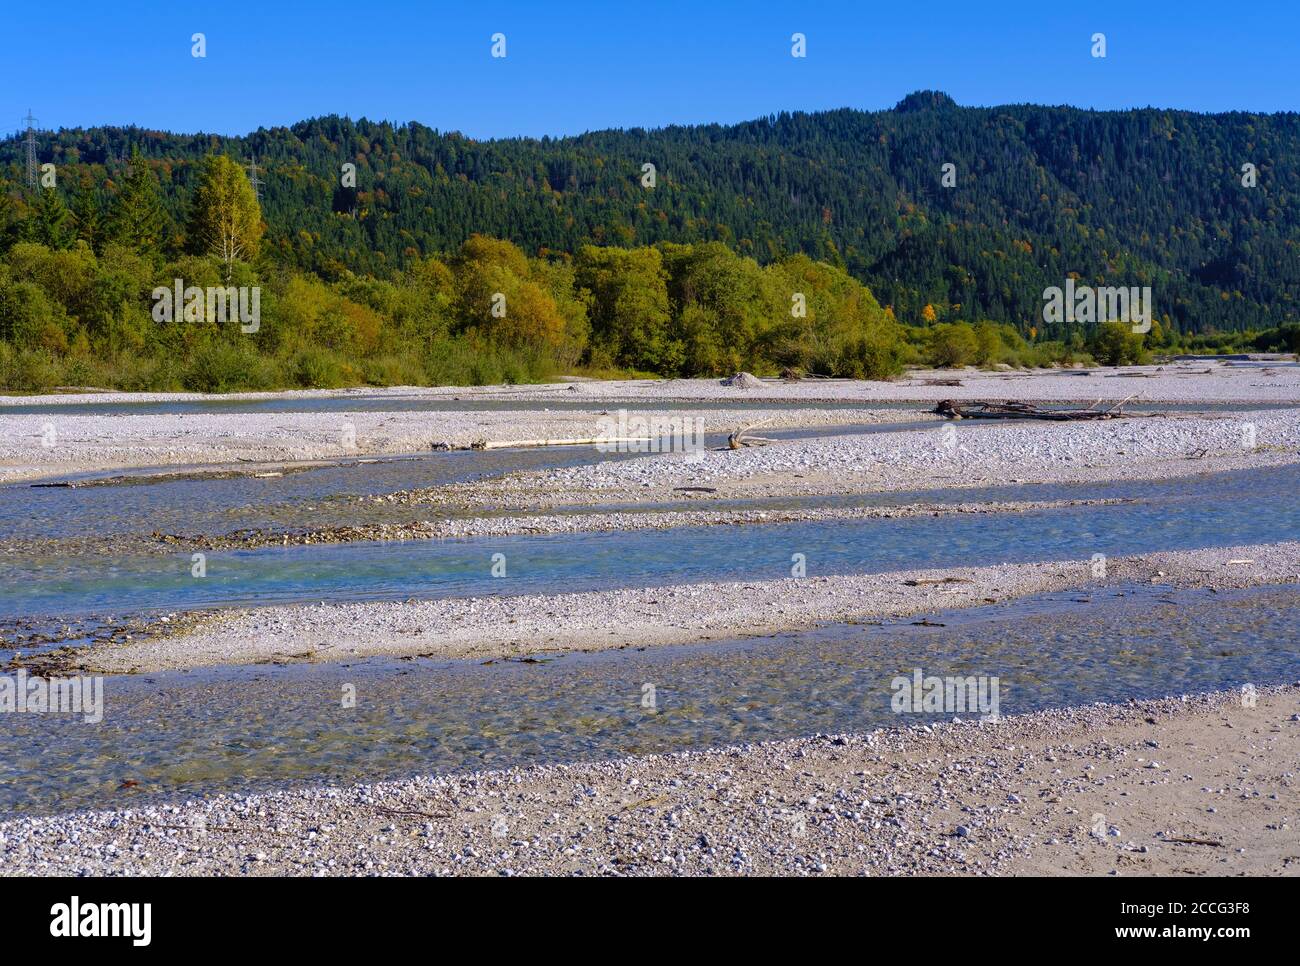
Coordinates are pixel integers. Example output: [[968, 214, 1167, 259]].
[[187, 155, 263, 279]]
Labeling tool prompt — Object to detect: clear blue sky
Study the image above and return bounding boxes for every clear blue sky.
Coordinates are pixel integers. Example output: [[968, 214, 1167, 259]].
[[8, 0, 1298, 140]]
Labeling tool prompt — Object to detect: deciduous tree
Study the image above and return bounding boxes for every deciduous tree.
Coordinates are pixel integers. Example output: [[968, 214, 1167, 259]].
[[186, 155, 264, 279]]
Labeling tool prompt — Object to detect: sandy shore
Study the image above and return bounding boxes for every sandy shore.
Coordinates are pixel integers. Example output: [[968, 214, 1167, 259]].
[[64, 542, 1300, 674], [3, 685, 1295, 876]]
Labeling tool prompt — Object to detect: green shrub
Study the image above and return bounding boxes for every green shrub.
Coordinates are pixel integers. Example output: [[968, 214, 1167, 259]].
[[360, 353, 426, 387], [289, 346, 347, 389], [1089, 321, 1150, 366], [828, 336, 905, 380], [185, 340, 280, 392], [925, 322, 979, 367], [2, 348, 62, 392]]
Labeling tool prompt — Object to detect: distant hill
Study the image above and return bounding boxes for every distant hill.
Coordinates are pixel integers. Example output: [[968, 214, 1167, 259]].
[[4, 92, 1299, 335]]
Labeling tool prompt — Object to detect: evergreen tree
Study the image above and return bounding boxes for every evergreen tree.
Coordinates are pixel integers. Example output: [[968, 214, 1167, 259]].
[[0, 185, 20, 254], [2, 96, 1299, 339], [32, 187, 72, 250], [108, 146, 167, 254], [71, 184, 103, 251]]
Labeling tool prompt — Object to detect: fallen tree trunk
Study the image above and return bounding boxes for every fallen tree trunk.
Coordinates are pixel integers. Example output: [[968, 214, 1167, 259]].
[[932, 399, 1131, 421]]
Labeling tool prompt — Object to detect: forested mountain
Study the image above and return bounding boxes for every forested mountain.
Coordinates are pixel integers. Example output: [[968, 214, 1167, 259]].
[[1, 93, 1297, 392], [4, 91, 1297, 336]]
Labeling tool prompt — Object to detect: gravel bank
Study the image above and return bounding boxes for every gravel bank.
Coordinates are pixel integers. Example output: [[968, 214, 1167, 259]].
[[383, 408, 1300, 510], [70, 542, 1300, 674], [5, 360, 1298, 408], [0, 406, 907, 484], [3, 685, 1295, 876], [4, 364, 1298, 484]]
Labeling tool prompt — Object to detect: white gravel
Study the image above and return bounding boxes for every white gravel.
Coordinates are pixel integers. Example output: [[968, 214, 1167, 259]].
[[552, 409, 1300, 490], [6, 365, 1298, 878], [397, 408, 1300, 510], [0, 406, 905, 484], [4, 364, 1298, 484], [5, 360, 1299, 408]]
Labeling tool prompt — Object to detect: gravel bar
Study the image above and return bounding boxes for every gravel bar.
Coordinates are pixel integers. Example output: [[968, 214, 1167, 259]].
[[409, 408, 1300, 510], [71, 541, 1300, 674]]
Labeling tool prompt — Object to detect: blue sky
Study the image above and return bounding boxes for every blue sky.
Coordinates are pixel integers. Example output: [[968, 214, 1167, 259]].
[[8, 0, 1298, 139]]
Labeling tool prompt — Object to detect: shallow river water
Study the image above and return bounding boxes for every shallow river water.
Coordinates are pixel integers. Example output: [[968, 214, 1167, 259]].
[[4, 464, 1298, 620], [1, 583, 1296, 815]]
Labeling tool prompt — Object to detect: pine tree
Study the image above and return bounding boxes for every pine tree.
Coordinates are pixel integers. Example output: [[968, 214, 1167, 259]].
[[71, 184, 102, 251], [0, 185, 20, 254], [33, 187, 72, 250], [186, 154, 264, 279], [108, 146, 167, 253]]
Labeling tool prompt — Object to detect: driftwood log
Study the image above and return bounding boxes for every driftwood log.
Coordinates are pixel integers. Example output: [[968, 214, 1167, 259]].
[[933, 397, 1135, 421], [728, 418, 778, 449]]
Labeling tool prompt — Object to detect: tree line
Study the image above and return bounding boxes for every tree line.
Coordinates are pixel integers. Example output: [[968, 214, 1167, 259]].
[[2, 92, 1298, 390], [0, 148, 916, 390]]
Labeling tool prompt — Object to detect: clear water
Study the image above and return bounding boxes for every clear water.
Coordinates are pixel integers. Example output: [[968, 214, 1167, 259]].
[[3, 393, 1295, 819], [2, 583, 1295, 816], [4, 464, 1298, 621]]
